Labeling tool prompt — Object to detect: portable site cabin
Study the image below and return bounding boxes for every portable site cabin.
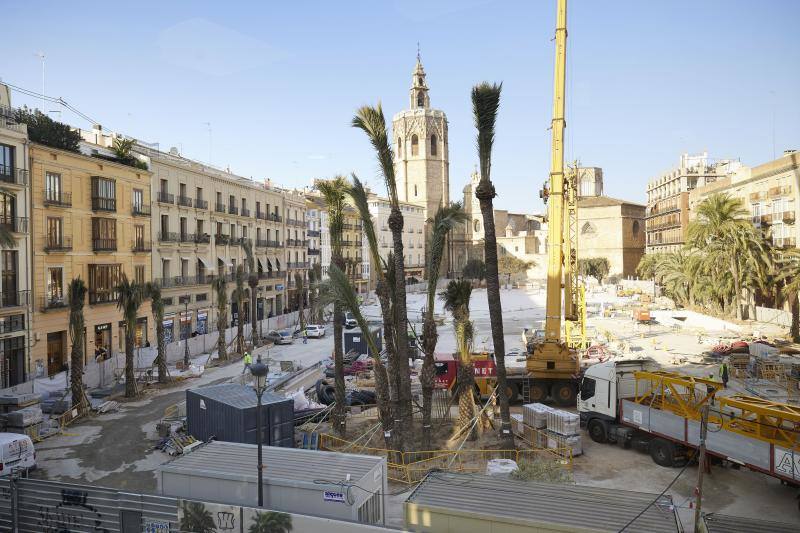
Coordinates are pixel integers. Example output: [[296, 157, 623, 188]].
[[703, 513, 799, 533], [405, 472, 680, 533], [158, 441, 387, 525], [344, 326, 383, 357], [186, 383, 293, 447]]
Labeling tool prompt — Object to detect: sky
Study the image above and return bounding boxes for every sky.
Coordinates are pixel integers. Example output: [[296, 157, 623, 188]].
[[2, 0, 799, 213]]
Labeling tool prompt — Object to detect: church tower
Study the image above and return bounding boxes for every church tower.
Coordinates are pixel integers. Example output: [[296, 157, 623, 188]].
[[392, 56, 450, 222]]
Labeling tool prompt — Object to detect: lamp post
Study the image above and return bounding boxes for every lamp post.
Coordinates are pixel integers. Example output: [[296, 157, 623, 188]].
[[183, 296, 190, 367], [249, 356, 268, 507]]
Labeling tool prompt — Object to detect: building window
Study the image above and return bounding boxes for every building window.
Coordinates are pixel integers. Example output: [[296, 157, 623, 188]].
[[46, 217, 63, 247], [88, 264, 121, 304], [474, 219, 481, 232], [0, 192, 16, 230], [91, 177, 117, 210], [132, 188, 144, 210], [414, 184, 418, 197], [417, 92, 424, 108], [0, 144, 14, 178], [632, 220, 640, 236], [134, 265, 145, 285], [1, 251, 17, 303], [46, 267, 64, 304], [411, 135, 419, 156], [134, 224, 145, 248], [430, 135, 437, 156], [45, 172, 62, 201], [92, 217, 117, 249]]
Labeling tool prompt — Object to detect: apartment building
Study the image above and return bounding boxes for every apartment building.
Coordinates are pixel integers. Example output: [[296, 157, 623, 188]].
[[284, 190, 309, 310], [307, 202, 321, 273], [30, 143, 152, 378], [368, 195, 426, 281], [645, 152, 740, 254], [689, 150, 800, 250], [0, 86, 33, 386]]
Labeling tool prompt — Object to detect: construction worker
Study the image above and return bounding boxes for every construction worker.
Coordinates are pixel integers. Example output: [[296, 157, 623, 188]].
[[242, 351, 252, 374], [302, 329, 308, 344], [719, 361, 729, 389]]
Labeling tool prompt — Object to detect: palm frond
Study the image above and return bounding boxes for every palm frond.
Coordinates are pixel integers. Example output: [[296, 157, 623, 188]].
[[328, 264, 381, 357], [471, 82, 502, 182], [351, 104, 398, 205], [348, 174, 387, 278], [426, 202, 467, 313]]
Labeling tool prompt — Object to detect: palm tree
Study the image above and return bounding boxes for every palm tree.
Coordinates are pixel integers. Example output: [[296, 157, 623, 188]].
[[328, 264, 392, 447], [441, 279, 478, 440], [307, 266, 317, 325], [317, 176, 350, 436], [179, 501, 216, 533], [243, 239, 260, 347], [115, 274, 144, 398], [145, 282, 168, 382], [779, 249, 800, 341], [353, 104, 414, 448], [232, 264, 247, 355], [248, 511, 293, 533], [294, 271, 306, 331], [312, 262, 323, 323], [67, 278, 87, 408], [471, 81, 512, 446], [420, 203, 467, 448], [212, 275, 228, 360], [688, 193, 755, 319]]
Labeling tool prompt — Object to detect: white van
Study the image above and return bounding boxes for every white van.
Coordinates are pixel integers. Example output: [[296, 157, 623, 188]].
[[0, 433, 35, 476]]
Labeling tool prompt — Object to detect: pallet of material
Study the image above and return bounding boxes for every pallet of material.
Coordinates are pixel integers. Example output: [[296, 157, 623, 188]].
[[0, 393, 42, 412], [522, 403, 551, 429], [758, 361, 786, 381], [1, 406, 43, 427], [546, 409, 579, 436], [546, 431, 583, 457]]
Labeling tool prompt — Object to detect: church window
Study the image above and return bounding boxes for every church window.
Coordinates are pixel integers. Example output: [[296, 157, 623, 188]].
[[411, 135, 419, 156], [417, 92, 424, 107], [632, 220, 640, 236], [397, 138, 402, 155], [430, 135, 437, 156], [474, 219, 481, 232]]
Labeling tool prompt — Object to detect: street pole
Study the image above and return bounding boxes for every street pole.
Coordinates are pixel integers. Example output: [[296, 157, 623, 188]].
[[183, 297, 190, 367], [693, 403, 710, 533], [256, 388, 263, 507]]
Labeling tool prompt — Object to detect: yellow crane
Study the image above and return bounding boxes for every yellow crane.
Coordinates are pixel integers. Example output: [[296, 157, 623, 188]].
[[526, 0, 581, 404]]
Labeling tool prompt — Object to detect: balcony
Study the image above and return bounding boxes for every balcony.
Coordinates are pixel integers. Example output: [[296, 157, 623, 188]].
[[132, 203, 151, 216], [215, 202, 226, 213], [256, 239, 268, 248], [287, 261, 309, 269], [749, 191, 767, 203], [308, 248, 320, 256], [158, 231, 179, 243], [760, 214, 774, 226], [0, 290, 30, 309], [0, 165, 28, 187], [0, 109, 26, 133], [774, 237, 797, 249], [44, 235, 73, 252], [39, 294, 67, 312], [195, 233, 211, 244], [0, 216, 28, 234], [177, 195, 193, 208], [265, 240, 281, 248], [783, 211, 796, 224], [91, 197, 116, 212], [342, 223, 355, 230], [157, 192, 174, 205], [215, 234, 231, 245], [241, 207, 251, 218], [89, 289, 118, 305], [287, 218, 305, 227], [769, 185, 792, 199], [132, 240, 152, 252], [268, 213, 282, 223], [228, 205, 239, 216], [195, 199, 208, 210], [256, 211, 267, 221], [92, 238, 117, 252], [287, 238, 309, 247], [179, 232, 196, 243], [236, 237, 252, 248], [308, 230, 320, 237]]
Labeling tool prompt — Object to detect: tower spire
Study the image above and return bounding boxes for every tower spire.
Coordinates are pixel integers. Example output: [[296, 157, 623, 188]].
[[410, 51, 429, 109]]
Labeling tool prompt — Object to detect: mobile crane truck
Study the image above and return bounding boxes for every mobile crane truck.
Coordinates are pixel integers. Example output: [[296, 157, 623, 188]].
[[578, 358, 800, 488]]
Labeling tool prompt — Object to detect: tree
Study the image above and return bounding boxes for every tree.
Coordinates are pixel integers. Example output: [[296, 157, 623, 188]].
[[68, 278, 87, 408], [312, 262, 323, 323], [109, 137, 148, 169], [294, 271, 306, 331], [471, 81, 513, 447], [353, 104, 414, 449], [462, 259, 486, 281], [420, 203, 467, 448], [179, 501, 216, 533], [232, 264, 247, 355], [145, 282, 168, 382], [307, 266, 317, 325], [497, 255, 533, 288], [14, 107, 81, 152], [248, 511, 293, 533], [441, 279, 478, 440], [577, 257, 610, 285], [317, 176, 350, 437], [212, 275, 228, 360], [778, 249, 800, 342], [115, 274, 144, 398], [243, 239, 259, 347]]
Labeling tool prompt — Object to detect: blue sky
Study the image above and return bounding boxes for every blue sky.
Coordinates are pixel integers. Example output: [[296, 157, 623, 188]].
[[2, 0, 798, 213]]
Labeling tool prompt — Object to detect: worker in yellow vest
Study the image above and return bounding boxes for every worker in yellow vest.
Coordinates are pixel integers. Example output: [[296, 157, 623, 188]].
[[242, 351, 252, 374]]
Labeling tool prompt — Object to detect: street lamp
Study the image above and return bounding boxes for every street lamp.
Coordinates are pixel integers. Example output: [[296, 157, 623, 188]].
[[249, 356, 268, 507]]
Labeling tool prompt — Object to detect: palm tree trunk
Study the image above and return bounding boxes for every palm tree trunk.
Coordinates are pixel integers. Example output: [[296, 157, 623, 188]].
[[249, 279, 259, 347], [420, 315, 437, 449], [216, 308, 227, 360], [791, 293, 800, 342], [156, 320, 168, 382], [389, 207, 413, 449], [476, 183, 514, 448], [456, 360, 477, 441], [124, 332, 136, 398], [376, 279, 401, 450], [236, 293, 245, 354], [332, 254, 347, 437], [70, 329, 84, 408], [731, 259, 742, 320]]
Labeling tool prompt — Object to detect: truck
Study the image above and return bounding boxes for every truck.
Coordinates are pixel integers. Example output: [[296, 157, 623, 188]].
[[578, 359, 800, 487]]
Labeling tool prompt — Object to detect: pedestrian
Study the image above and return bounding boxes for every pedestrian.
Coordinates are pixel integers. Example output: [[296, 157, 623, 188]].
[[242, 351, 252, 374], [707, 374, 717, 405], [719, 361, 729, 389], [302, 329, 308, 344]]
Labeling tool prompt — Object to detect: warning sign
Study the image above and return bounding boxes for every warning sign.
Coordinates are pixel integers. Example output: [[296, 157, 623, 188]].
[[774, 447, 799, 480]]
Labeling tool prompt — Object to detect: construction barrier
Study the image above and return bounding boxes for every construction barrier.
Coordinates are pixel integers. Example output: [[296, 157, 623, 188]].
[[318, 433, 573, 484]]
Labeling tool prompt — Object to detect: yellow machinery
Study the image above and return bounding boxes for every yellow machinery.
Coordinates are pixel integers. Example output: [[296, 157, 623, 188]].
[[527, 0, 581, 404]]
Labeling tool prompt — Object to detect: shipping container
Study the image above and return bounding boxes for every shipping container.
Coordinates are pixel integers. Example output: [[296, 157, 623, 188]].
[[344, 326, 383, 357], [158, 441, 387, 525], [186, 384, 293, 447]]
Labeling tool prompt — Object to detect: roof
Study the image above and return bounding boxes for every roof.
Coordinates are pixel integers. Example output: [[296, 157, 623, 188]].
[[406, 472, 678, 533], [578, 195, 644, 208], [187, 383, 289, 409], [703, 513, 799, 533], [159, 441, 383, 484]]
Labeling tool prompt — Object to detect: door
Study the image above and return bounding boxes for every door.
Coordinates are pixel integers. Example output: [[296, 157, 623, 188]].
[[94, 323, 112, 360], [47, 332, 66, 376]]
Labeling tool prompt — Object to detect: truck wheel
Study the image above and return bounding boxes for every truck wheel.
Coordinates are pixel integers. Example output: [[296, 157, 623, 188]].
[[587, 419, 607, 443], [529, 382, 548, 403], [649, 438, 676, 467], [553, 381, 577, 407], [503, 383, 519, 404]]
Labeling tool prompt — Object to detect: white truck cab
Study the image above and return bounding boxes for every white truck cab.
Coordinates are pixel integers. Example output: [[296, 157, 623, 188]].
[[0, 433, 36, 476]]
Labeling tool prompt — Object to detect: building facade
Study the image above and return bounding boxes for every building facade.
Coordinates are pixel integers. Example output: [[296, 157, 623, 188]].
[[646, 152, 740, 254], [367, 195, 426, 281], [578, 196, 646, 278], [30, 143, 153, 378], [0, 86, 33, 387], [689, 150, 800, 250]]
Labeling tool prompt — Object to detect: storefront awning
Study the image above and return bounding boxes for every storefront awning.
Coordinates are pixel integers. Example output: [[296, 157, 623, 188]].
[[197, 257, 213, 270], [258, 257, 268, 271], [266, 258, 274, 270], [218, 256, 233, 268]]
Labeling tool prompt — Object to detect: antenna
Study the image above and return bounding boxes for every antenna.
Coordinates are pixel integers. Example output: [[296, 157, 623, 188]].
[[417, 42, 421, 62], [34, 52, 45, 111]]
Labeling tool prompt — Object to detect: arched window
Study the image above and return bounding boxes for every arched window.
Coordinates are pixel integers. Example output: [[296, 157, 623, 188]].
[[473, 219, 481, 232], [411, 135, 419, 156], [430, 135, 437, 156], [414, 184, 418, 197], [632, 220, 640, 236], [417, 92, 424, 107], [397, 138, 402, 156]]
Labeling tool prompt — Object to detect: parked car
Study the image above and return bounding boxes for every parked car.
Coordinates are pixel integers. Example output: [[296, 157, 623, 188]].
[[305, 325, 326, 338], [343, 312, 357, 329], [266, 330, 294, 345], [0, 433, 35, 476]]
